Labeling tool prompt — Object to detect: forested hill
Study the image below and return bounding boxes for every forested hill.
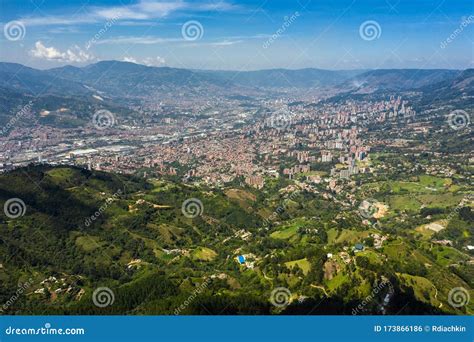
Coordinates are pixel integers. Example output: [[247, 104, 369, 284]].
[[0, 165, 467, 315]]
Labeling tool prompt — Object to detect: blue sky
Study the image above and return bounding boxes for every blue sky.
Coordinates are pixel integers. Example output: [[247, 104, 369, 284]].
[[0, 0, 472, 70]]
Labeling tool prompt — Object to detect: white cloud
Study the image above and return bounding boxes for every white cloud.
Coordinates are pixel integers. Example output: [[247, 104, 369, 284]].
[[30, 41, 95, 63], [20, 1, 237, 26], [96, 36, 180, 45], [122, 57, 138, 63], [122, 56, 166, 66], [95, 1, 185, 20], [209, 40, 242, 46], [97, 36, 251, 46], [181, 39, 243, 48]]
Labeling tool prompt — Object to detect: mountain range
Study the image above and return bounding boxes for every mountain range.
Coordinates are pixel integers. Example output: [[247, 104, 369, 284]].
[[0, 61, 472, 128], [1, 61, 471, 96]]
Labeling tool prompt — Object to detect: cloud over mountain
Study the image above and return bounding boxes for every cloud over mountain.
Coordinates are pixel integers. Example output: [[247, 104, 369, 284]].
[[30, 41, 95, 63]]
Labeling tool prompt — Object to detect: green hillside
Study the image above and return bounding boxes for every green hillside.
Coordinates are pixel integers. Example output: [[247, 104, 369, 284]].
[[0, 165, 472, 315]]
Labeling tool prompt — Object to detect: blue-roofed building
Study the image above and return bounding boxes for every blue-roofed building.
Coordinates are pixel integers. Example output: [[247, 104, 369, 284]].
[[354, 243, 364, 252]]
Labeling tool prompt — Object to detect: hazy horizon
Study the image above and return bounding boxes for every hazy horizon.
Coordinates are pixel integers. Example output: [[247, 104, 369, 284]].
[[1, 59, 472, 72]]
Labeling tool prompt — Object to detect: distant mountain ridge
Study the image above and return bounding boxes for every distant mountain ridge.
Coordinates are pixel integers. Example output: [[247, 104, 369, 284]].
[[0, 62, 91, 96], [0, 61, 471, 129], [44, 61, 235, 98], [0, 61, 467, 98], [418, 68, 474, 106], [341, 69, 460, 94]]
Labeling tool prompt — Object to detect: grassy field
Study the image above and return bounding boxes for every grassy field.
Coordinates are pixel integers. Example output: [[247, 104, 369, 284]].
[[192, 247, 217, 261], [271, 225, 299, 239], [75, 235, 104, 252], [225, 189, 256, 212], [382, 239, 411, 260], [357, 250, 385, 265], [417, 193, 464, 208], [270, 218, 311, 239], [146, 223, 184, 245], [46, 167, 80, 187], [128, 231, 165, 259], [361, 175, 467, 213], [285, 258, 311, 275], [365, 175, 453, 194], [389, 195, 421, 211], [430, 246, 470, 267], [389, 193, 464, 212], [335, 230, 370, 245], [398, 273, 441, 308], [414, 225, 437, 240], [326, 272, 348, 292]]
